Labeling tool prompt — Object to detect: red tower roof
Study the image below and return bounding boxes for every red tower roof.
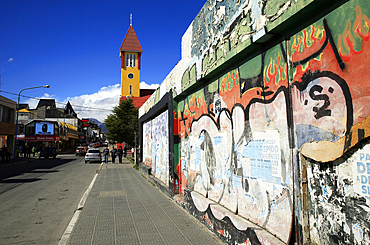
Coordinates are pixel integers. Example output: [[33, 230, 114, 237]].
[[120, 25, 143, 53]]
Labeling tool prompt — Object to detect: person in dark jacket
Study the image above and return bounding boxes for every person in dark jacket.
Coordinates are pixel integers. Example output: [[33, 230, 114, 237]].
[[102, 147, 109, 164], [123, 146, 127, 157], [117, 146, 123, 163], [1, 145, 5, 162], [111, 147, 117, 164]]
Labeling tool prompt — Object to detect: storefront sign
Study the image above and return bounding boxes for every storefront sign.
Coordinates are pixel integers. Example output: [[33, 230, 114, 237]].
[[25, 136, 60, 142]]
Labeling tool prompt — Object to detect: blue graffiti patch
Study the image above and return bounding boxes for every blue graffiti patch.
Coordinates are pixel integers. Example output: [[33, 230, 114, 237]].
[[250, 159, 272, 181], [214, 136, 223, 145], [242, 139, 264, 159]]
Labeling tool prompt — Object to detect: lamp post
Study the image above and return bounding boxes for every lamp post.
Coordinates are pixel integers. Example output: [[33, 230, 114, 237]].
[[13, 85, 50, 162]]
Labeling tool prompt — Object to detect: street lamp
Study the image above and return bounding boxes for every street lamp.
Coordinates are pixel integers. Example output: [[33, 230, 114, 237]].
[[13, 85, 50, 162]]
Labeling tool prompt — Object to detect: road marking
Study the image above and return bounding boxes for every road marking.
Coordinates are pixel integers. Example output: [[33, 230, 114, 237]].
[[58, 210, 81, 245], [77, 173, 97, 210], [58, 162, 104, 245]]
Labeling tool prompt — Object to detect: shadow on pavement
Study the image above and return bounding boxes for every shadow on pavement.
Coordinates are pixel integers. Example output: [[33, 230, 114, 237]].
[[30, 170, 59, 173], [0, 178, 42, 183], [0, 158, 75, 181]]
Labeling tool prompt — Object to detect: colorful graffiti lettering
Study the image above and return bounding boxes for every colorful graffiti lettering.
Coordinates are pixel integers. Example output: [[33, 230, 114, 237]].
[[172, 4, 370, 244]]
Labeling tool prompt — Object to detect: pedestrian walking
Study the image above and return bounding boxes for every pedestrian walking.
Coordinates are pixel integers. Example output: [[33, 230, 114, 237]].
[[1, 145, 6, 162], [19, 146, 23, 157], [111, 146, 117, 164], [117, 146, 123, 163], [103, 146, 109, 165], [131, 147, 135, 158], [6, 146, 11, 162], [123, 146, 127, 157], [26, 145, 31, 158], [32, 146, 36, 156]]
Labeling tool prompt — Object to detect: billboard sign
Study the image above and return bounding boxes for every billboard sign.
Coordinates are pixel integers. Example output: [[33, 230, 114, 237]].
[[35, 121, 54, 135]]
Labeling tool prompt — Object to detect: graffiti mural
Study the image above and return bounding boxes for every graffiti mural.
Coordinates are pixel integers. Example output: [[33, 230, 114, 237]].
[[177, 41, 293, 243], [175, 0, 370, 244], [143, 110, 169, 185], [290, 10, 370, 161], [305, 142, 370, 244], [140, 0, 370, 244], [290, 1, 370, 243], [184, 0, 311, 85]]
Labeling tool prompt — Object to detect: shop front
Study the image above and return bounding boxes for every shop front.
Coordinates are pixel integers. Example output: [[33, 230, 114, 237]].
[[17, 120, 60, 155]]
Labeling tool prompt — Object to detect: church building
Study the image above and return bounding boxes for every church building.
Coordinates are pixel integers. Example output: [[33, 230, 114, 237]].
[[119, 23, 155, 108]]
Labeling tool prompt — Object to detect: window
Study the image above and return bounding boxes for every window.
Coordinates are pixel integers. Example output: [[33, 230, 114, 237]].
[[126, 53, 136, 67], [1, 107, 12, 123], [88, 149, 100, 153], [129, 85, 133, 95]]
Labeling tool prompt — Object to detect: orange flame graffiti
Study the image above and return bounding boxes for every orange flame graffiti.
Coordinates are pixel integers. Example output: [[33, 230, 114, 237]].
[[338, 6, 370, 62], [264, 58, 278, 86]]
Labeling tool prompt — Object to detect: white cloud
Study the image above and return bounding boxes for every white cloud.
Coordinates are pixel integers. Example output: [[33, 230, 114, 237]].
[[66, 84, 121, 122], [7, 58, 14, 62], [24, 82, 159, 123], [140, 81, 159, 90]]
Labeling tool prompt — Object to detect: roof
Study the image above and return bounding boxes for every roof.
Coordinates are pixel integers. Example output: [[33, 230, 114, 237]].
[[120, 25, 143, 53], [120, 95, 152, 108], [60, 122, 77, 131], [19, 108, 34, 114], [18, 104, 29, 110], [37, 99, 56, 109]]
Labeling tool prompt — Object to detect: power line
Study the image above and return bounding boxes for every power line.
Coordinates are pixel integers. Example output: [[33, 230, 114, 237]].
[[0, 90, 114, 112]]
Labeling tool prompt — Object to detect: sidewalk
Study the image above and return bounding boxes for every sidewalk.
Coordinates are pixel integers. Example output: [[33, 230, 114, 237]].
[[66, 159, 224, 245]]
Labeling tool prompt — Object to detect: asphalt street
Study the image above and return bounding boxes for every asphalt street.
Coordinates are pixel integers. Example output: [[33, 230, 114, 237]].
[[0, 154, 100, 245]]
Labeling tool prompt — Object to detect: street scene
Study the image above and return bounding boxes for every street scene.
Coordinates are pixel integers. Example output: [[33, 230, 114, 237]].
[[0, 148, 223, 245], [2, 0, 370, 244], [0, 153, 99, 244]]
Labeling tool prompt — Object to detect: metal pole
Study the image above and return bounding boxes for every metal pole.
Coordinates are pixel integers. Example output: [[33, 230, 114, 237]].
[[13, 85, 50, 162]]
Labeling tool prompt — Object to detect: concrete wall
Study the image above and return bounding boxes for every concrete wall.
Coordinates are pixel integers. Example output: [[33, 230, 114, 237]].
[[139, 0, 370, 244]]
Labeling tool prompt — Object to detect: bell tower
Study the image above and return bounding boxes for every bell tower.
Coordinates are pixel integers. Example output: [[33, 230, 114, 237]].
[[119, 21, 142, 98]]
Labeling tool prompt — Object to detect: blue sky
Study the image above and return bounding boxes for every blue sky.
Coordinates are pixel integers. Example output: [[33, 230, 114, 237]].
[[0, 0, 205, 121]]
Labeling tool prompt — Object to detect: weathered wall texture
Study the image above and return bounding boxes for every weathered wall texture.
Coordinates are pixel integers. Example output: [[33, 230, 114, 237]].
[[139, 0, 370, 244], [290, 1, 370, 243], [176, 41, 293, 243], [142, 110, 169, 185]]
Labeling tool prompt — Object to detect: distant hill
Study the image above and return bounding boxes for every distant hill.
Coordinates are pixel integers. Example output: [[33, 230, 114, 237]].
[[88, 118, 108, 133]]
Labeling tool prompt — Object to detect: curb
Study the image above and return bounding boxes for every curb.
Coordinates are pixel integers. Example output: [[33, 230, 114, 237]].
[[58, 162, 104, 245]]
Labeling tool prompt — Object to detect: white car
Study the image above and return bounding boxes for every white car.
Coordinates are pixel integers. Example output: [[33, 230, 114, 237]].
[[85, 148, 102, 163]]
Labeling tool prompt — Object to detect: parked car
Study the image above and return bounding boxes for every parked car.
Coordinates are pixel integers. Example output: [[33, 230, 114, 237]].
[[85, 148, 102, 163], [75, 146, 85, 156], [38, 147, 57, 159], [88, 143, 95, 148]]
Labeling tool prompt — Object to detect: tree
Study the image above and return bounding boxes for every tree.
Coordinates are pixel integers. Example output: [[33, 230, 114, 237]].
[[104, 98, 138, 145]]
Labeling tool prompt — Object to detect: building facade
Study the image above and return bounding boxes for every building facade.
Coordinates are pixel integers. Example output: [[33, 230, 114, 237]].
[[119, 24, 156, 108], [120, 24, 142, 99], [0, 95, 16, 160], [138, 0, 370, 244], [16, 99, 82, 151]]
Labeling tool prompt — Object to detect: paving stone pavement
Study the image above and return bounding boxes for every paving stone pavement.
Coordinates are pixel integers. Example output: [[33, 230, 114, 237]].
[[67, 159, 225, 245]]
